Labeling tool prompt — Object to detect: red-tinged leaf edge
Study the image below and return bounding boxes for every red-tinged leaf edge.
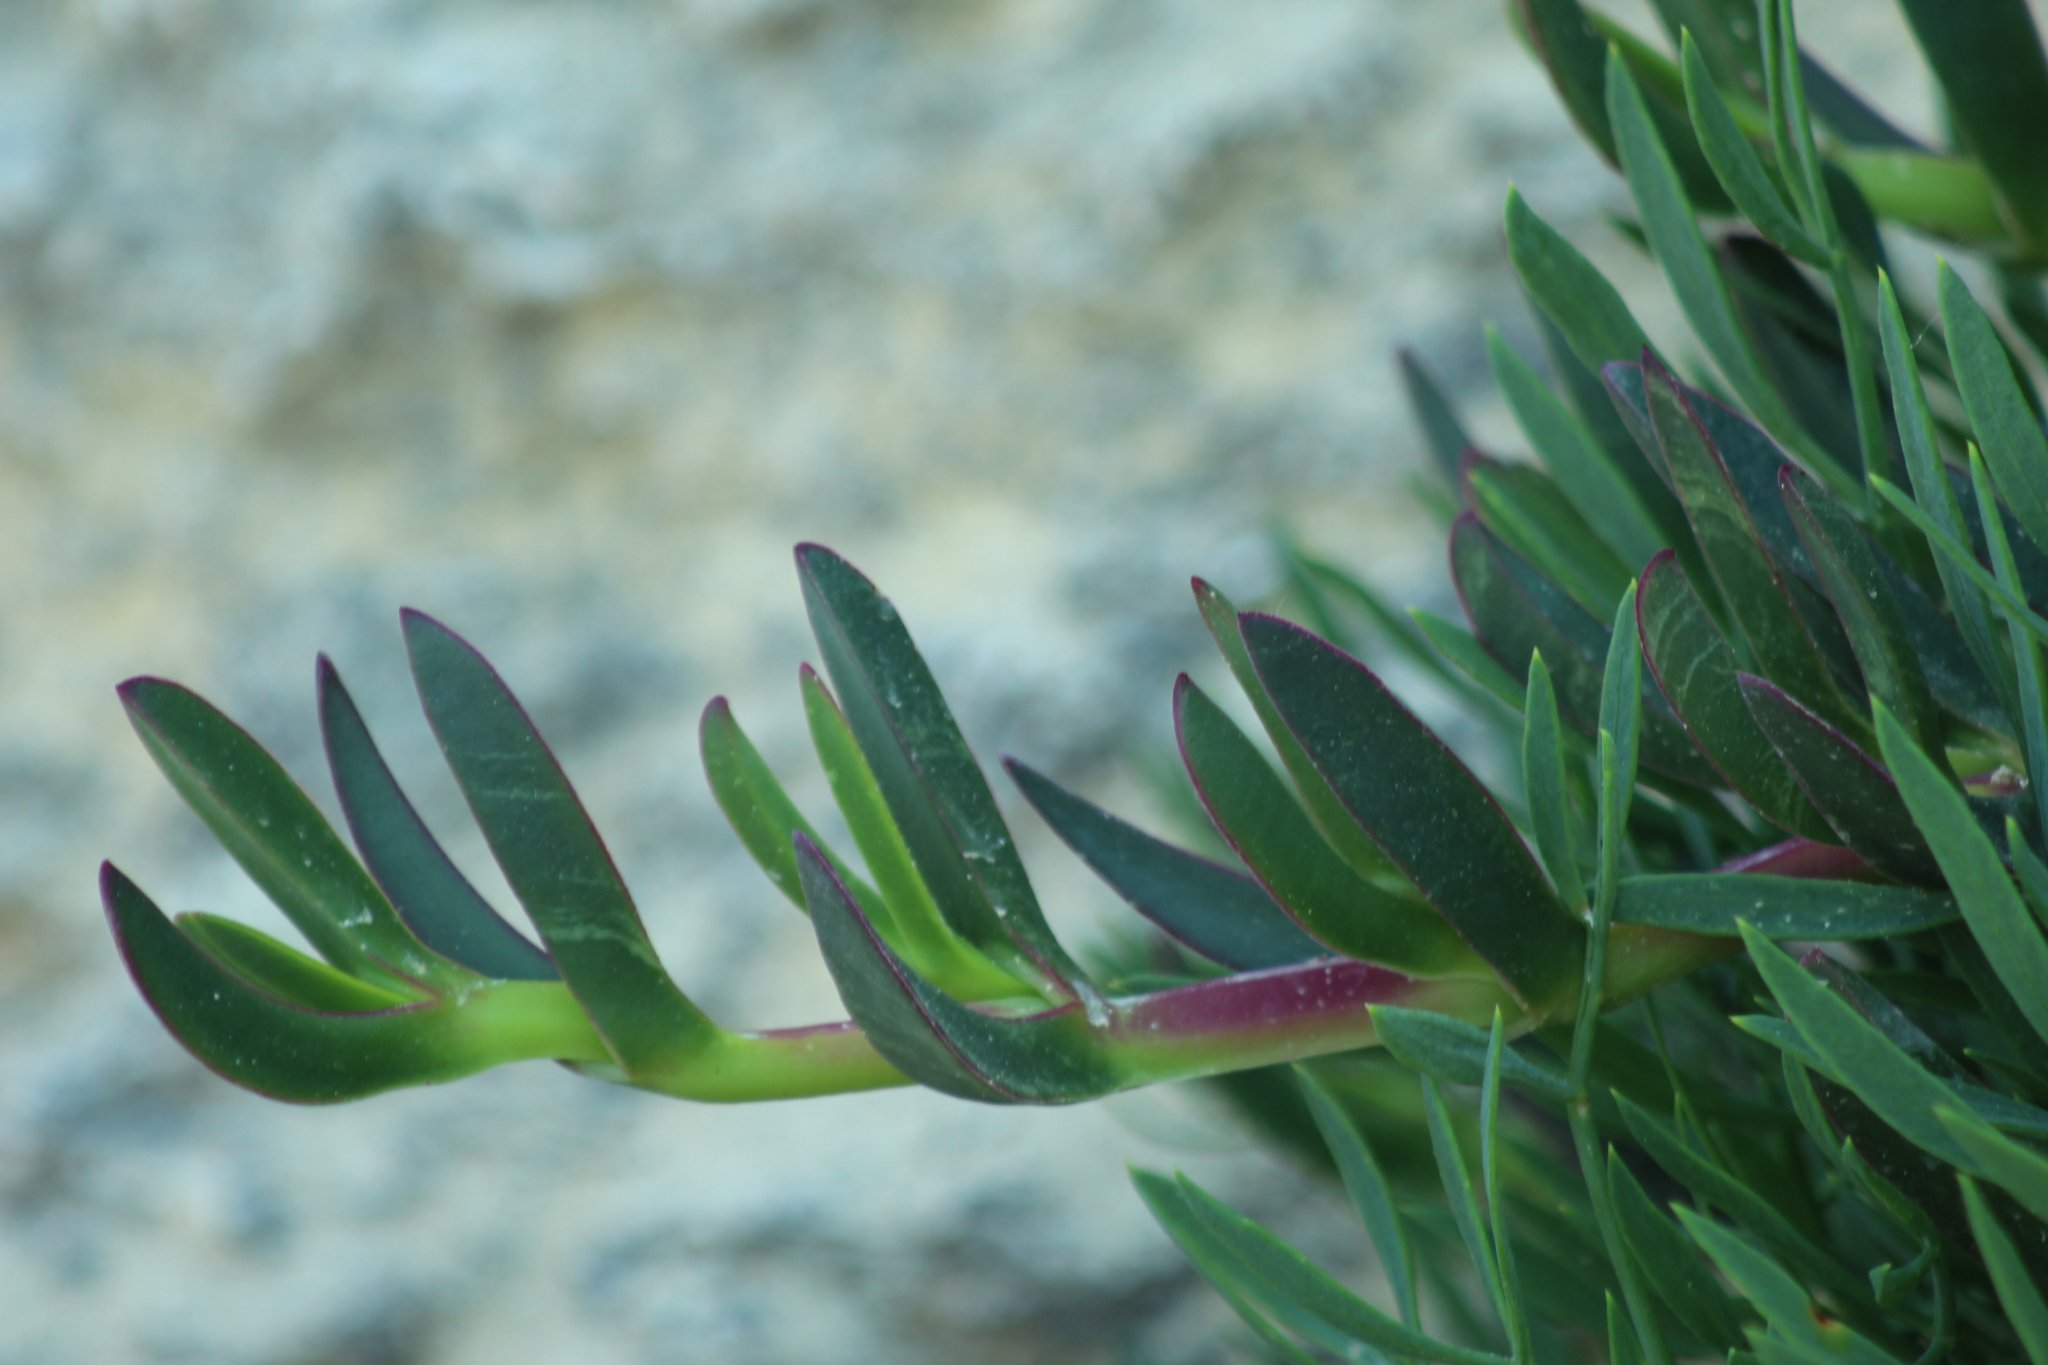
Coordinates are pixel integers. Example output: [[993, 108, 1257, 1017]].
[[1238, 612, 1584, 1008], [796, 834, 1118, 1104]]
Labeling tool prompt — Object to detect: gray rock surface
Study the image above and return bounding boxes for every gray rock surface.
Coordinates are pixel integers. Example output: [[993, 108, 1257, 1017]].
[[0, 0, 1919, 1361]]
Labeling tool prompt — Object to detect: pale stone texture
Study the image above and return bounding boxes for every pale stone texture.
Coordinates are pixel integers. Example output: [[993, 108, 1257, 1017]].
[[0, 1, 1921, 1361]]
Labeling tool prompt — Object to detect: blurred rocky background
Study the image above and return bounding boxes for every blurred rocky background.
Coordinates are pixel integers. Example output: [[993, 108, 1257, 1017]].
[[0, 1, 1920, 1361]]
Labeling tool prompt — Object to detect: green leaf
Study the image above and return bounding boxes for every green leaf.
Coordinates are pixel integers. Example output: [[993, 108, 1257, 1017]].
[[1969, 444, 2048, 857], [1505, 187, 1655, 376], [1607, 1151, 1750, 1350], [699, 695, 854, 915], [797, 837, 1116, 1103], [1514, 0, 1617, 162], [1296, 1069, 1419, 1327], [119, 676, 449, 997], [1452, 519, 1713, 785], [1480, 1013, 1532, 1362], [1421, 1075, 1506, 1323], [1159, 1171, 1510, 1365], [1943, 265, 2048, 555], [1618, 1093, 1871, 1307], [1128, 1171, 1332, 1365], [403, 610, 720, 1074], [802, 668, 1023, 998], [1780, 470, 1943, 755], [1739, 676, 1934, 883], [1741, 923, 1978, 1170], [797, 546, 1093, 1003], [1194, 578, 1403, 883], [1680, 34, 1828, 267], [1880, 271, 2019, 727], [1896, 0, 2048, 246], [319, 660, 557, 983], [1524, 655, 1589, 910], [102, 864, 582, 1103], [1959, 1176, 2048, 1363], [1635, 551, 1832, 837], [1673, 1212, 1820, 1350], [1400, 347, 1478, 490], [1242, 613, 1585, 1007], [1371, 1005, 1573, 1102], [1466, 454, 1634, 616], [1615, 873, 1954, 939], [1643, 355, 1839, 713], [1173, 677, 1473, 974], [1935, 1108, 2048, 1225], [1487, 326, 1674, 573], [1414, 606, 1532, 712], [175, 912, 412, 1013], [1007, 756, 1327, 972], [1608, 56, 1809, 464], [1875, 704, 2048, 1045]]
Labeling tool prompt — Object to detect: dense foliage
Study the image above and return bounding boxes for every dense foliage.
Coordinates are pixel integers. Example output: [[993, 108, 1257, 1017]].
[[102, 1, 2048, 1360]]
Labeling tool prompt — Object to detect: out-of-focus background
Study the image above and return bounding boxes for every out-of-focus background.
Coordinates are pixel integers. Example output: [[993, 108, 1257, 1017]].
[[0, 2, 1921, 1361]]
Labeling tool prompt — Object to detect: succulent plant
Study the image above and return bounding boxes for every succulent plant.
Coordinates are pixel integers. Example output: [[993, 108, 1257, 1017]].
[[102, 0, 2048, 1360]]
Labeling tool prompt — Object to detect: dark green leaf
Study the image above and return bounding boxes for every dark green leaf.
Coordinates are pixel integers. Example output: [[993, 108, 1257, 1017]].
[[1635, 551, 1832, 837], [1616, 872, 1954, 938], [1466, 454, 1634, 616], [103, 864, 566, 1103], [1943, 265, 2048, 555], [1242, 613, 1584, 1007], [1400, 347, 1478, 490], [804, 669, 1022, 999], [1487, 326, 1672, 573], [1960, 1176, 2048, 1363], [1741, 923, 1977, 1170], [797, 837, 1115, 1103], [1514, 0, 1617, 162], [1371, 1005, 1573, 1101], [1007, 756, 1326, 972], [119, 676, 447, 996], [1877, 704, 2048, 1045], [1644, 355, 1839, 713], [1607, 1150, 1750, 1349], [319, 660, 557, 983], [1739, 676, 1934, 882], [1681, 34, 1827, 266], [1421, 1075, 1506, 1322], [1194, 579, 1403, 883], [797, 545, 1091, 1000], [1524, 655, 1589, 910], [1505, 188, 1655, 377], [1296, 1069, 1420, 1327], [176, 913, 412, 1013], [404, 610, 719, 1074], [1174, 676, 1471, 974], [1896, 0, 2048, 246]]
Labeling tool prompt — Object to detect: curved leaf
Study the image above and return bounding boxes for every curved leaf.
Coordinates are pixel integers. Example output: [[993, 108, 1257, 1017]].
[[319, 658, 557, 983], [1006, 756, 1326, 972], [1240, 612, 1582, 1007], [1174, 676, 1473, 974], [403, 610, 719, 1075], [1739, 675, 1934, 882], [119, 677, 460, 996], [797, 544, 1090, 1000], [1615, 873, 1955, 939], [797, 835, 1116, 1104]]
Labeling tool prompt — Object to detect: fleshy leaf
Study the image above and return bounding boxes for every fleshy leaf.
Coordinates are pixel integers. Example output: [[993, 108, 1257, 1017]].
[[1897, 0, 2048, 247], [797, 544, 1090, 1000], [1523, 654, 1589, 911], [403, 610, 719, 1075], [1937, 1107, 2048, 1225], [1174, 675, 1474, 975], [1636, 551, 1832, 837], [1240, 611, 1583, 1007], [319, 658, 557, 983], [1959, 1176, 2048, 1363], [802, 669, 1022, 999], [103, 864, 590, 1103], [1505, 187, 1654, 378], [1606, 1151, 1750, 1349], [1614, 873, 1954, 939], [1451, 516, 1713, 785], [1370, 1005, 1572, 1101], [1465, 453, 1633, 616], [1680, 34, 1828, 267], [1399, 347, 1478, 490], [176, 913, 412, 1013], [119, 676, 452, 997], [1739, 675, 1934, 883], [1006, 756, 1326, 972], [797, 835, 1116, 1104]]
